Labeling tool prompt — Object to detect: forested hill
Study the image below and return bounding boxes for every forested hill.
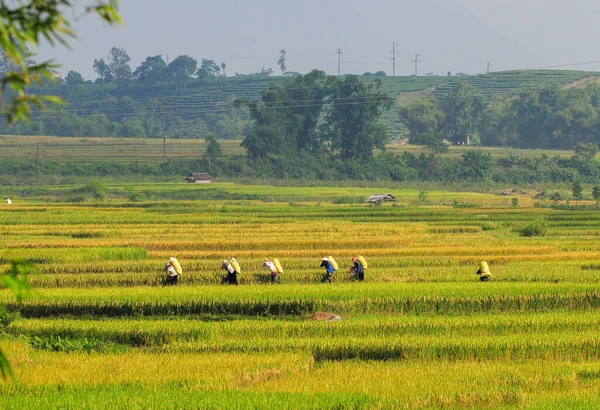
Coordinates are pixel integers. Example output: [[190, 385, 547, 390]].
[[1, 70, 596, 141]]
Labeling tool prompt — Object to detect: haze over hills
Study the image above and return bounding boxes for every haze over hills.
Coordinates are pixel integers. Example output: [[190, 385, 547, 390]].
[[37, 0, 541, 79]]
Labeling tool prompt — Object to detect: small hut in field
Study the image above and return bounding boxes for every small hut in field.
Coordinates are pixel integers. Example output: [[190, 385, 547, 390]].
[[366, 194, 396, 203], [186, 173, 213, 184]]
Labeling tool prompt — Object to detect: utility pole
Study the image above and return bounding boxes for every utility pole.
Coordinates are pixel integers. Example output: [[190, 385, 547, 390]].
[[27, 143, 45, 185], [412, 53, 421, 77], [389, 42, 399, 77], [335, 48, 343, 76], [486, 61, 492, 74], [159, 103, 170, 158]]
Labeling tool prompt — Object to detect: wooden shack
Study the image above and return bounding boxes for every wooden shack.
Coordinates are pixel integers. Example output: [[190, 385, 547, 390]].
[[186, 173, 213, 184]]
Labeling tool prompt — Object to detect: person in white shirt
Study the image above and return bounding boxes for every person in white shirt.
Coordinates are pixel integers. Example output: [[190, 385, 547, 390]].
[[221, 260, 238, 285], [164, 261, 178, 285], [6, 198, 11, 205], [263, 259, 280, 284]]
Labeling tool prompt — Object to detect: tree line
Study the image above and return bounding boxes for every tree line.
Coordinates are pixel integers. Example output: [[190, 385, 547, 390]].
[[400, 81, 600, 150]]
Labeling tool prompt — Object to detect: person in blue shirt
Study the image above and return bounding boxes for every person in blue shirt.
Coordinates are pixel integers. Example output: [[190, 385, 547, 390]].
[[350, 256, 365, 281], [320, 257, 335, 284]]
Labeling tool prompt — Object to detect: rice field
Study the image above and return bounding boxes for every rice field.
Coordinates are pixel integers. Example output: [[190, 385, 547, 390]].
[[0, 134, 579, 162], [2, 183, 600, 409]]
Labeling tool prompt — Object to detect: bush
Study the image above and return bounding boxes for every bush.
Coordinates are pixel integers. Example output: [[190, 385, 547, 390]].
[[73, 180, 106, 201], [520, 217, 549, 237]]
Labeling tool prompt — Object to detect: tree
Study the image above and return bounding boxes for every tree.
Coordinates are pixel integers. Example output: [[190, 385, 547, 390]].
[[239, 70, 328, 158], [278, 50, 287, 75], [420, 132, 448, 155], [572, 142, 599, 162], [592, 186, 600, 202], [461, 151, 493, 180], [197, 59, 220, 79], [221, 62, 227, 77], [64, 70, 84, 86], [442, 81, 486, 145], [203, 134, 222, 165], [322, 76, 393, 161], [240, 71, 391, 161], [168, 55, 197, 91], [106, 46, 131, 85], [572, 180, 583, 201], [133, 55, 167, 88], [0, 0, 120, 123], [93, 58, 112, 83], [399, 97, 444, 142]]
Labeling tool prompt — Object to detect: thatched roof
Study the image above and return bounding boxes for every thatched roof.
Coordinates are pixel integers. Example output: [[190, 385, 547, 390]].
[[187, 173, 212, 181], [367, 194, 396, 203]]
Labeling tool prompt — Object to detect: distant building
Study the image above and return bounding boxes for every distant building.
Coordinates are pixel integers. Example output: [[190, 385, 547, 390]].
[[366, 194, 396, 203], [186, 173, 213, 184]]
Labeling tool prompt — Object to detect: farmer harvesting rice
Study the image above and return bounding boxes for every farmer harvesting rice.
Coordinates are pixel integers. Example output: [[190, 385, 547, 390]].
[[263, 258, 281, 284], [476, 261, 492, 282], [221, 259, 239, 285], [164, 257, 181, 286], [320, 257, 336, 284], [350, 256, 365, 281]]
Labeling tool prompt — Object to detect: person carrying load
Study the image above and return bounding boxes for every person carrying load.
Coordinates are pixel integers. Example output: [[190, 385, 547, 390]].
[[263, 258, 282, 284], [476, 261, 492, 282], [221, 258, 239, 285], [350, 256, 365, 281], [164, 257, 180, 286], [320, 257, 336, 284]]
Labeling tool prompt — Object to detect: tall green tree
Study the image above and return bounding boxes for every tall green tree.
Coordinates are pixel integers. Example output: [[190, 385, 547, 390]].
[[64, 70, 84, 86], [197, 59, 220, 79], [133, 55, 167, 88], [93, 58, 113, 83], [168, 55, 198, 91], [572, 180, 584, 201], [106, 46, 131, 85], [278, 50, 287, 75], [203, 134, 222, 165], [398, 97, 444, 143], [240, 70, 328, 157], [442, 81, 486, 145], [322, 75, 393, 161]]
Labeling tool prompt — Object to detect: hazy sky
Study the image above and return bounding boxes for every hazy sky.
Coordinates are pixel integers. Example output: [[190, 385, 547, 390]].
[[37, 0, 600, 79]]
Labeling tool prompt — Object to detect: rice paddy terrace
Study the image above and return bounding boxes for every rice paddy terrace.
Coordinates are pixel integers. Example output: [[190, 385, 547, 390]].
[[38, 69, 600, 140], [2, 184, 600, 408]]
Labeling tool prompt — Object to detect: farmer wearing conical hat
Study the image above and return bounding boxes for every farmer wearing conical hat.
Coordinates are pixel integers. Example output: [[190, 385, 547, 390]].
[[320, 257, 335, 284], [221, 259, 238, 286]]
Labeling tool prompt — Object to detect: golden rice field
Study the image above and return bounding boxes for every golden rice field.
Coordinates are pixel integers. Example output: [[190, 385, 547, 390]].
[[2, 183, 600, 409]]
